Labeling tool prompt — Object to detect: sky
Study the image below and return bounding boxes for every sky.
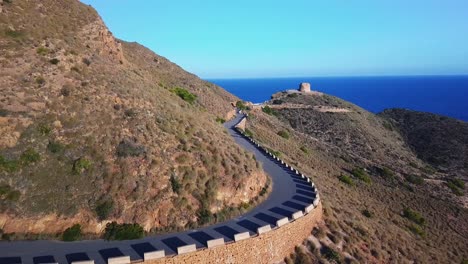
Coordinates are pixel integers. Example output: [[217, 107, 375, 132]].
[[80, 0, 468, 78]]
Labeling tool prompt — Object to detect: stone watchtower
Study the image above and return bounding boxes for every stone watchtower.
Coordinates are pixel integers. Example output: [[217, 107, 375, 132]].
[[299, 82, 311, 93]]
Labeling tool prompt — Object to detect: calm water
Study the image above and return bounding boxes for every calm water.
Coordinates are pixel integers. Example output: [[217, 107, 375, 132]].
[[208, 76, 468, 121]]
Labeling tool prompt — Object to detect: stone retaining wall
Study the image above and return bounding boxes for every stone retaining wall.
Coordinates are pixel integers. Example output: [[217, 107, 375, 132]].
[[144, 203, 322, 264]]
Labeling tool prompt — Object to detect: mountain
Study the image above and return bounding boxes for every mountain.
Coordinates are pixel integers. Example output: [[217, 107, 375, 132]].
[[380, 108, 468, 176], [244, 89, 468, 263], [0, 0, 267, 237]]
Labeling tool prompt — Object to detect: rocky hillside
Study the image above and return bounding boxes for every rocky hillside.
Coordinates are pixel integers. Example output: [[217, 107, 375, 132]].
[[380, 108, 468, 176], [243, 89, 468, 263], [0, 0, 267, 237]]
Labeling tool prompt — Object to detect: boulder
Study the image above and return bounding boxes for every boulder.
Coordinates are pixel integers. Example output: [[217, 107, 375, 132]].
[[299, 83, 311, 93]]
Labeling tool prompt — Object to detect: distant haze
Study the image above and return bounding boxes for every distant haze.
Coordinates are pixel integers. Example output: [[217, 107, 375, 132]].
[[81, 0, 468, 78]]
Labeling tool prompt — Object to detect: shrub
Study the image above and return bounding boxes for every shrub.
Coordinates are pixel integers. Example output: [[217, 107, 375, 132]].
[[116, 140, 146, 157], [103, 222, 144, 240], [403, 208, 425, 226], [171, 87, 197, 104], [5, 29, 24, 38], [61, 85, 72, 97], [95, 200, 114, 220], [236, 101, 247, 110], [124, 109, 137, 117], [408, 224, 425, 237], [287, 93, 298, 98], [300, 146, 309, 154], [322, 245, 340, 262], [215, 117, 226, 124], [47, 141, 64, 153], [36, 47, 49, 55], [447, 181, 464, 196], [0, 184, 20, 201], [20, 149, 40, 165], [449, 179, 465, 189], [0, 156, 19, 172], [380, 167, 394, 179], [352, 167, 372, 184], [244, 128, 253, 137], [405, 174, 424, 185], [272, 99, 283, 105], [62, 224, 82, 241], [383, 121, 393, 131], [49, 58, 60, 65], [73, 158, 92, 174], [170, 175, 181, 194], [197, 207, 213, 225], [277, 130, 290, 139], [38, 123, 51, 135], [262, 106, 277, 116], [338, 174, 354, 185], [362, 209, 373, 218]]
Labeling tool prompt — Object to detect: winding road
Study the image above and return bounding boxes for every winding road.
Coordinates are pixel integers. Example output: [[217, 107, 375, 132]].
[[0, 114, 318, 264]]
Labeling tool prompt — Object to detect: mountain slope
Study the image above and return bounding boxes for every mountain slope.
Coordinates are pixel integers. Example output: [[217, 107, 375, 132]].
[[243, 90, 468, 263], [0, 0, 267, 236], [380, 108, 468, 176]]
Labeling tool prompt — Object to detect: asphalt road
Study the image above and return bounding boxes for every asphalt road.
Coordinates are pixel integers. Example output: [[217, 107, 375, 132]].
[[0, 114, 317, 264]]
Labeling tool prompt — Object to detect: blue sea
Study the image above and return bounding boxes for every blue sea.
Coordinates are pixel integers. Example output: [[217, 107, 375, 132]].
[[208, 76, 468, 121]]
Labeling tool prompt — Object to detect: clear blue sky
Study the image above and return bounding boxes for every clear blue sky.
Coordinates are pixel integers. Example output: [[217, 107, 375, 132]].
[[81, 0, 468, 78]]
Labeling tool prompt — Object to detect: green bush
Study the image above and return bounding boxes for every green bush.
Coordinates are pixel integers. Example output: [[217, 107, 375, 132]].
[[103, 222, 144, 240], [47, 141, 64, 154], [447, 181, 464, 196], [408, 224, 425, 237], [38, 124, 51, 135], [215, 117, 226, 124], [49, 58, 60, 65], [277, 130, 290, 139], [197, 207, 213, 225], [405, 174, 424, 185], [95, 200, 114, 220], [62, 224, 82, 241], [300, 146, 309, 154], [352, 168, 372, 184], [449, 179, 465, 189], [0, 156, 19, 172], [272, 99, 283, 105], [403, 208, 425, 226], [338, 174, 354, 185], [380, 167, 394, 179], [20, 149, 40, 165], [36, 47, 49, 55], [244, 128, 253, 137], [236, 101, 247, 110], [171, 87, 197, 104], [116, 140, 146, 157], [170, 175, 181, 194], [0, 184, 20, 201], [73, 158, 92, 174], [322, 246, 341, 262], [5, 29, 24, 38], [36, 76, 46, 86], [262, 106, 277, 116]]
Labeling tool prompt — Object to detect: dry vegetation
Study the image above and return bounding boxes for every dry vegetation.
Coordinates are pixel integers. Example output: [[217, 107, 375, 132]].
[[0, 0, 268, 239], [244, 92, 468, 263]]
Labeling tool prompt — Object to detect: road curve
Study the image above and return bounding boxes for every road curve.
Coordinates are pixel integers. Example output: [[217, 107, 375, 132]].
[[0, 113, 319, 264]]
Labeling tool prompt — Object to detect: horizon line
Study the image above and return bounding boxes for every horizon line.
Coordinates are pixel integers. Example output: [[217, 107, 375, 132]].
[[203, 73, 468, 80]]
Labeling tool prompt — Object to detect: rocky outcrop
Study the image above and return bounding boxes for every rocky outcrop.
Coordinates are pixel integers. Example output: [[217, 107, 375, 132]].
[[299, 82, 311, 93]]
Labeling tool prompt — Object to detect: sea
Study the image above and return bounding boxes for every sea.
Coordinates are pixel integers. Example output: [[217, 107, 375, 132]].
[[207, 75, 468, 122]]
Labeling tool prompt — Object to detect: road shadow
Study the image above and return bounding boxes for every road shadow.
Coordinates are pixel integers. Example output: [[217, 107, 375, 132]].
[[161, 237, 187, 253], [254, 212, 278, 225], [269, 207, 293, 218], [131, 242, 157, 259], [296, 189, 315, 197], [188, 231, 214, 247], [283, 201, 306, 211], [293, 195, 314, 204], [296, 184, 313, 191], [236, 219, 261, 232], [66, 253, 90, 264], [0, 257, 21, 264], [33, 256, 56, 264], [214, 225, 239, 240], [98, 248, 124, 263]]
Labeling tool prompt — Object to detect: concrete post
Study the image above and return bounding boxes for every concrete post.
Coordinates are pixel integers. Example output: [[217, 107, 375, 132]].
[[144, 250, 165, 260], [107, 256, 130, 264]]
